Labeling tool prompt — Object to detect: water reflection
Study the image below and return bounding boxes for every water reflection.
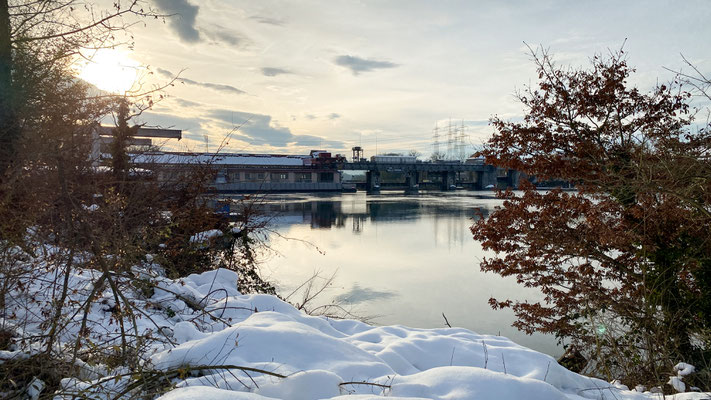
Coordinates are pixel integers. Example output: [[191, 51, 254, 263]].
[[261, 193, 492, 247], [254, 191, 561, 357], [334, 282, 398, 305]]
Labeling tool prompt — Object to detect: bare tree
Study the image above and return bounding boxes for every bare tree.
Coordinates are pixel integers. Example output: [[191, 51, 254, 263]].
[[430, 151, 445, 161], [0, 0, 162, 175], [407, 149, 422, 159]]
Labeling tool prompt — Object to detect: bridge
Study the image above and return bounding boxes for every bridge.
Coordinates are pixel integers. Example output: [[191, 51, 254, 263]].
[[337, 160, 519, 193], [95, 125, 522, 193], [133, 150, 521, 194]]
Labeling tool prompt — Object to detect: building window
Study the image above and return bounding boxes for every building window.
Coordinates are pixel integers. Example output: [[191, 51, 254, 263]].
[[271, 172, 289, 182], [318, 172, 334, 182], [229, 171, 240, 182], [245, 172, 266, 182], [296, 173, 312, 183]]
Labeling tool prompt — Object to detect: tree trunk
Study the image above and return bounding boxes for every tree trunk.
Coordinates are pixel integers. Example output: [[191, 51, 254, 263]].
[[111, 99, 132, 187], [0, 0, 17, 177]]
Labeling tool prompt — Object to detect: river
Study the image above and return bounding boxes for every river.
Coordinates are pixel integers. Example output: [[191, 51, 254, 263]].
[[248, 190, 561, 357]]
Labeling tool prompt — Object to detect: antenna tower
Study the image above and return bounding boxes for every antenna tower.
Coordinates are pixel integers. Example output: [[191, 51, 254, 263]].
[[433, 123, 440, 159], [458, 120, 467, 161], [446, 118, 454, 160]]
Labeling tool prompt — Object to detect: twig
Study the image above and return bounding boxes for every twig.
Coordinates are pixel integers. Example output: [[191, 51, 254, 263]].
[[442, 312, 452, 328], [111, 364, 287, 400], [339, 381, 392, 389]]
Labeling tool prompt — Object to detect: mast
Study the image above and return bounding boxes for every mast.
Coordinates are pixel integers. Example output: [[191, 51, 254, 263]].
[[433, 123, 440, 160]]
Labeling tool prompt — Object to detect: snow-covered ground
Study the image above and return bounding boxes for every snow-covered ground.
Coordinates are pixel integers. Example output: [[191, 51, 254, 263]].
[[3, 257, 709, 399]]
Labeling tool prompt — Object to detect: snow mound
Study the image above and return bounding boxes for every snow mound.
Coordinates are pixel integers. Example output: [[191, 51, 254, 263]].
[[6, 261, 709, 400], [145, 271, 708, 400]]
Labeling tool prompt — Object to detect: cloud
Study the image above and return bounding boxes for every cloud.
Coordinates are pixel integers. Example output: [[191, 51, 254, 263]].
[[290, 113, 341, 122], [250, 16, 284, 26], [206, 109, 343, 148], [157, 68, 245, 95], [262, 67, 291, 77], [435, 119, 490, 128], [334, 55, 398, 75], [181, 80, 245, 95], [203, 28, 244, 46], [172, 98, 202, 108], [151, 0, 201, 43], [463, 119, 490, 126]]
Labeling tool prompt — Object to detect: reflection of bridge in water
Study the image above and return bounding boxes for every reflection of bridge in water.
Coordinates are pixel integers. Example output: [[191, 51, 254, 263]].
[[257, 196, 494, 245]]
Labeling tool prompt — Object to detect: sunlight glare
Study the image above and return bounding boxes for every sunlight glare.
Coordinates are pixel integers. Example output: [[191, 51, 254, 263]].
[[77, 49, 141, 94]]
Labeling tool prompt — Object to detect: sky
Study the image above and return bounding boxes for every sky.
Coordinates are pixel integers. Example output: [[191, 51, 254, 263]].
[[91, 0, 711, 158]]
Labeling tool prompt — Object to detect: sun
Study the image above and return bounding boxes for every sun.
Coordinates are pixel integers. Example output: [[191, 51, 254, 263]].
[[77, 48, 141, 94]]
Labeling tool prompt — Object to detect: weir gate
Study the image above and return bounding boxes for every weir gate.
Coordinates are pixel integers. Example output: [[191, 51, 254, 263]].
[[337, 160, 519, 193]]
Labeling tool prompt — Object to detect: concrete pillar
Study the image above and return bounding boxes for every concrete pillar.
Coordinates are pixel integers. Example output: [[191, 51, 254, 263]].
[[405, 170, 419, 194], [366, 170, 381, 193], [507, 170, 521, 189], [441, 171, 455, 191], [479, 167, 497, 190]]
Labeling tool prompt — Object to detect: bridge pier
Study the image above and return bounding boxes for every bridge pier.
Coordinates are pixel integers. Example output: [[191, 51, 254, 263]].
[[478, 169, 497, 190], [405, 171, 419, 194], [340, 160, 507, 193], [506, 170, 521, 189], [366, 170, 381, 193], [441, 171, 456, 191]]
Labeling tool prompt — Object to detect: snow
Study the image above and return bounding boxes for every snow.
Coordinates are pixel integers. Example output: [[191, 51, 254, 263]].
[[82, 204, 100, 212], [26, 377, 45, 400], [189, 228, 224, 243], [668, 362, 697, 393], [159, 387, 278, 400], [4, 253, 710, 400], [675, 362, 696, 376], [668, 376, 686, 393]]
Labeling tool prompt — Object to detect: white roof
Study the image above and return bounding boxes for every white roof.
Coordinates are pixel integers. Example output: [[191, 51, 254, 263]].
[[132, 152, 307, 166]]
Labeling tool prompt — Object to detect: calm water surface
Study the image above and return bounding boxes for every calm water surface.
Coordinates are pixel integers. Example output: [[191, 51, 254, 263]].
[[253, 191, 561, 357]]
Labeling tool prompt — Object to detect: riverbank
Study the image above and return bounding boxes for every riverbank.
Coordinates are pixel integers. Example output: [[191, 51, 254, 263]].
[[5, 261, 706, 399]]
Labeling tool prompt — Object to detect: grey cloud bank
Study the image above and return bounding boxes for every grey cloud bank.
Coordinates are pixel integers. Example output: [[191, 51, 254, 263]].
[[151, 0, 200, 43], [157, 68, 245, 95], [203, 28, 244, 46], [249, 16, 285, 26], [262, 67, 291, 77], [207, 109, 344, 149], [334, 55, 399, 75]]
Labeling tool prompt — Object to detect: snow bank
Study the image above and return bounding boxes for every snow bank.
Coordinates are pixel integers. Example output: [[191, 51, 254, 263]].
[[145, 270, 706, 400], [5, 258, 709, 400]]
